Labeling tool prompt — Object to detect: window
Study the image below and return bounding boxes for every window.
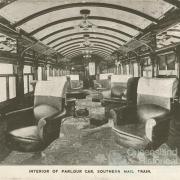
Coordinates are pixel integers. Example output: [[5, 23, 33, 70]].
[[159, 55, 166, 70], [0, 77, 7, 102], [23, 65, 31, 73], [167, 53, 176, 70], [89, 62, 95, 76], [9, 76, 16, 99], [0, 63, 16, 102], [23, 75, 28, 94], [49, 67, 53, 77], [142, 57, 152, 77], [23, 65, 34, 94], [133, 63, 139, 77], [126, 64, 129, 75], [38, 67, 42, 80], [29, 75, 33, 92], [0, 63, 13, 74], [158, 53, 176, 76], [47, 66, 50, 80], [123, 64, 127, 74]]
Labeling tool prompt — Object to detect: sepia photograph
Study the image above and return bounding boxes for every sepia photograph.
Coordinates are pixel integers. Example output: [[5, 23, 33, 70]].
[[0, 0, 180, 179]]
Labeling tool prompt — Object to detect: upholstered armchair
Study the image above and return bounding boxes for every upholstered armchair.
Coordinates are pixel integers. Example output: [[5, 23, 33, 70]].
[[5, 79, 67, 153], [67, 75, 83, 91], [167, 99, 180, 156], [93, 73, 112, 90], [101, 75, 137, 104], [66, 75, 88, 99], [92, 74, 112, 102], [109, 77, 178, 149], [101, 75, 139, 120]]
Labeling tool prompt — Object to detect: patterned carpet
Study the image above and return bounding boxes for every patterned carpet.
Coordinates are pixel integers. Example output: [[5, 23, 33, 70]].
[[1, 91, 180, 165]]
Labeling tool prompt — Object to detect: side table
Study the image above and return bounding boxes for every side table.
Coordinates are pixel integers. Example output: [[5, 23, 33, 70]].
[[66, 98, 76, 117]]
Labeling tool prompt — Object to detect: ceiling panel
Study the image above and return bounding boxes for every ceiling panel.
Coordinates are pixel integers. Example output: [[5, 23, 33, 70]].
[[0, 0, 175, 59], [0, 0, 173, 23]]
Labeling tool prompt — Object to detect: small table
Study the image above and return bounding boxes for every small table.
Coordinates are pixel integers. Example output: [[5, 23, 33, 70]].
[[102, 98, 127, 121], [66, 98, 76, 116], [66, 90, 89, 99], [92, 87, 108, 102]]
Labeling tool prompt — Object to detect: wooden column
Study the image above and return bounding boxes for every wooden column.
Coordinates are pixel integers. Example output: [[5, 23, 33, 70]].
[[33, 51, 38, 80], [43, 57, 48, 80], [117, 52, 120, 75], [175, 45, 180, 96], [150, 53, 156, 77], [107, 75, 111, 89], [66, 76, 71, 91], [139, 58, 144, 77], [150, 31, 157, 77], [16, 37, 25, 103], [136, 55, 141, 77]]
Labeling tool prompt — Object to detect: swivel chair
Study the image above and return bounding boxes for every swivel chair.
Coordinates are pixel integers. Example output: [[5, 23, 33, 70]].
[[92, 74, 112, 102], [66, 75, 88, 99], [101, 75, 138, 120], [109, 77, 178, 149], [5, 79, 67, 154]]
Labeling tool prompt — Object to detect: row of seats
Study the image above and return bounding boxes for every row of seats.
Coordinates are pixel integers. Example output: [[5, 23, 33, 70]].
[[93, 74, 179, 151], [5, 75, 85, 153], [4, 73, 180, 155]]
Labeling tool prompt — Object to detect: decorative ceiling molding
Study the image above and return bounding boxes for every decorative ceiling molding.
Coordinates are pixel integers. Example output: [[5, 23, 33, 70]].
[[56, 40, 119, 51], [52, 36, 122, 49], [29, 16, 143, 36], [59, 44, 116, 54], [62, 47, 113, 56], [13, 2, 158, 27], [40, 25, 133, 41]]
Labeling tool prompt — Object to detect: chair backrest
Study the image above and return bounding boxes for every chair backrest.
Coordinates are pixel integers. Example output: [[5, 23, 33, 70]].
[[48, 76, 67, 81], [126, 77, 140, 105], [110, 75, 133, 98], [137, 77, 178, 110], [34, 78, 67, 111], [99, 73, 113, 80], [66, 75, 83, 90], [69, 75, 79, 80]]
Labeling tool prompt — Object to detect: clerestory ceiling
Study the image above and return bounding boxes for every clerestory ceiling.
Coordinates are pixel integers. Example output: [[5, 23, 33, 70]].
[[0, 0, 176, 61]]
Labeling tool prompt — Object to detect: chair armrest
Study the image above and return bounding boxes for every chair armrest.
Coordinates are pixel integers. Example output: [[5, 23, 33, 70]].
[[5, 107, 35, 131], [94, 82, 102, 89], [145, 114, 172, 148], [44, 109, 67, 125], [109, 105, 138, 126], [39, 109, 67, 143], [101, 90, 111, 98], [102, 97, 127, 107], [72, 87, 82, 90]]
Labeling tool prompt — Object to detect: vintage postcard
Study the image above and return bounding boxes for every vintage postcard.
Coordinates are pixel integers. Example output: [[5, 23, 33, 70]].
[[0, 0, 180, 179]]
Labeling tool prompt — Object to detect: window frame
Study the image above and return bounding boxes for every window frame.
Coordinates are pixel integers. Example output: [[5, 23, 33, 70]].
[[23, 65, 34, 94], [0, 74, 17, 103]]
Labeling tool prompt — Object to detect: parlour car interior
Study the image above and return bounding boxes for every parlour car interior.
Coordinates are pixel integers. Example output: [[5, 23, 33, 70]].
[[0, 0, 180, 165]]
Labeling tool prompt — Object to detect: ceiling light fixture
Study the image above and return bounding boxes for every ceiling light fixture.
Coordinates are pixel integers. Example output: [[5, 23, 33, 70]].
[[75, 9, 97, 33]]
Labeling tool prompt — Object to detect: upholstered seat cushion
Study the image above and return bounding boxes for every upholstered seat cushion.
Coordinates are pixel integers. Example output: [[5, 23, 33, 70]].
[[71, 80, 83, 89], [113, 104, 169, 139], [9, 126, 39, 141], [34, 104, 59, 121], [111, 86, 126, 98], [6, 126, 45, 152], [115, 123, 146, 139], [137, 104, 169, 123]]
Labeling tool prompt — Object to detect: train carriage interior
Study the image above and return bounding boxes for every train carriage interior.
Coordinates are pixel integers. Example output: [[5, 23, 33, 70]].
[[1, 0, 180, 165]]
